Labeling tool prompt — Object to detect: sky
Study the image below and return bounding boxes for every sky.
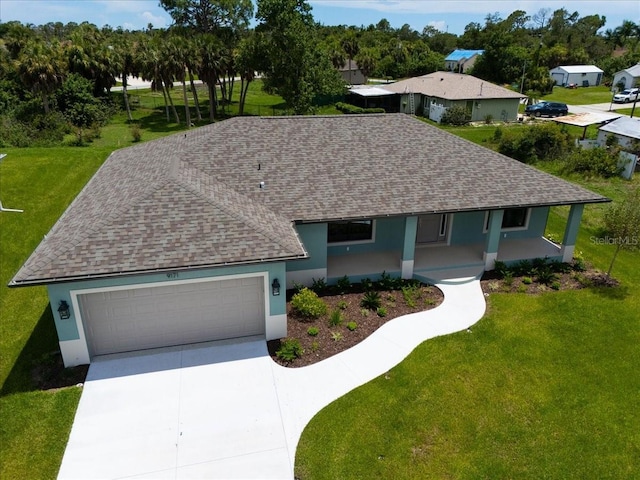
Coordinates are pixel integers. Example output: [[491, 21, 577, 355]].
[[0, 0, 638, 36]]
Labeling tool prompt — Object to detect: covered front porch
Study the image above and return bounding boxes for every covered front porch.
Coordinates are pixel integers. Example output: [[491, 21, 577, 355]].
[[326, 236, 563, 283]]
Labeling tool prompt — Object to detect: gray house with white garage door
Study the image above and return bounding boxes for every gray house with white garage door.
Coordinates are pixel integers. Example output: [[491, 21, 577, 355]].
[[10, 114, 608, 367]]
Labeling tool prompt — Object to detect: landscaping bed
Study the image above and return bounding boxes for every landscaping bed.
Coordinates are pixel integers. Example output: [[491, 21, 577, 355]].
[[268, 277, 444, 367], [480, 257, 618, 295]]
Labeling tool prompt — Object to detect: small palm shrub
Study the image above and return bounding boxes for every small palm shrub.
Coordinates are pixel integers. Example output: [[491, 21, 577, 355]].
[[360, 290, 382, 310], [347, 321, 358, 331], [307, 326, 319, 336], [311, 277, 328, 294], [276, 338, 303, 361], [377, 307, 388, 317], [291, 288, 327, 319]]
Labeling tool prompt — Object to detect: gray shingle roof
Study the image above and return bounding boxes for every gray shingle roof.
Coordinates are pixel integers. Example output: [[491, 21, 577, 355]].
[[11, 114, 607, 285], [382, 71, 526, 100]]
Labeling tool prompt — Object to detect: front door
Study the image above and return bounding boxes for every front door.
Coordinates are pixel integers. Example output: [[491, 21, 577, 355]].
[[416, 214, 449, 244]]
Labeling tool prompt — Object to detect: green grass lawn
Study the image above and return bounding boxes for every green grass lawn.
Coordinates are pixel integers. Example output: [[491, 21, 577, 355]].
[[542, 85, 614, 105], [2, 91, 639, 478]]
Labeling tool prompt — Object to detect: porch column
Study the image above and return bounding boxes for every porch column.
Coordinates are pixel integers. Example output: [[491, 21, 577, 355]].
[[561, 204, 584, 262], [483, 209, 504, 270], [401, 216, 418, 278]]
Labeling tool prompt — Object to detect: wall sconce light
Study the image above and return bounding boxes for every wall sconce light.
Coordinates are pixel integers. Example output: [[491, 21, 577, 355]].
[[58, 300, 71, 320], [271, 278, 281, 296]]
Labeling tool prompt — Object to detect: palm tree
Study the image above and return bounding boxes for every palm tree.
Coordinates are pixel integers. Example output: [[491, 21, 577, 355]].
[[165, 34, 191, 127], [340, 33, 360, 85], [16, 39, 65, 113], [198, 34, 224, 122]]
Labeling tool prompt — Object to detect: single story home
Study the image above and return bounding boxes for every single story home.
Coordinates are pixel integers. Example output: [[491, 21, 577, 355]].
[[550, 65, 604, 87], [381, 71, 525, 121], [444, 49, 484, 73], [612, 64, 640, 90], [10, 114, 608, 367], [338, 60, 366, 85]]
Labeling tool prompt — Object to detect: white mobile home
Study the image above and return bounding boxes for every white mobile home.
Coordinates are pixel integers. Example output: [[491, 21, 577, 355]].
[[550, 65, 603, 87]]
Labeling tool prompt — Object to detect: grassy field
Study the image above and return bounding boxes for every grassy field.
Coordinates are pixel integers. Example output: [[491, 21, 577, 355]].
[[541, 85, 615, 104], [1, 86, 638, 478]]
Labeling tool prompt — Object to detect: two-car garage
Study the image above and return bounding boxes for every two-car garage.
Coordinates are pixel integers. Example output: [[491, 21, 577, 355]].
[[78, 276, 266, 357]]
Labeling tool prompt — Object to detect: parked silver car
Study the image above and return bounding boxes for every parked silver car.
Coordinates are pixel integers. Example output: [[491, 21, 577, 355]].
[[613, 88, 640, 103]]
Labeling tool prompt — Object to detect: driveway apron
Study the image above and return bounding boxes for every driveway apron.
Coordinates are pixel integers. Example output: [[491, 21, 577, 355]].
[[58, 279, 486, 479]]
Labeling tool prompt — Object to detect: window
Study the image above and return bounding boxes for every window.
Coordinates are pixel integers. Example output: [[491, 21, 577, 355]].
[[484, 208, 530, 232], [328, 220, 374, 244]]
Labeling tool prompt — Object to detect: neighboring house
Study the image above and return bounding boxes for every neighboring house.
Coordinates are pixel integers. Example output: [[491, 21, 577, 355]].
[[444, 49, 484, 73], [339, 60, 366, 85], [10, 114, 608, 367], [612, 64, 640, 90], [347, 85, 399, 111], [381, 71, 525, 121], [597, 116, 640, 178], [549, 65, 604, 87]]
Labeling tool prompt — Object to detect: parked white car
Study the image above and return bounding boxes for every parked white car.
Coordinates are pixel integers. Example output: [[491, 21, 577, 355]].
[[613, 87, 640, 103]]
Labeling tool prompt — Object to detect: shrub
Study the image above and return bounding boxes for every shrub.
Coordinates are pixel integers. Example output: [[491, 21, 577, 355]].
[[276, 338, 303, 361], [517, 284, 528, 293], [336, 275, 351, 294], [563, 147, 622, 178], [337, 300, 348, 310], [131, 123, 142, 142], [484, 114, 493, 124], [522, 276, 533, 285], [335, 102, 385, 114], [311, 277, 328, 294], [513, 260, 533, 276], [493, 260, 509, 278], [551, 281, 561, 290], [360, 308, 370, 317], [498, 122, 574, 163], [401, 285, 419, 308], [360, 290, 382, 310], [503, 271, 514, 287], [311, 341, 320, 352], [440, 105, 470, 126], [360, 278, 374, 291], [292, 281, 305, 293], [347, 321, 358, 331], [377, 307, 388, 317], [328, 309, 343, 327], [331, 331, 343, 341], [572, 255, 587, 272], [291, 288, 328, 319], [536, 266, 557, 285], [307, 326, 319, 336]]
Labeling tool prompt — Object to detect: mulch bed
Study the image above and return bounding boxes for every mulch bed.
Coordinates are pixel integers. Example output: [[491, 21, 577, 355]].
[[268, 284, 444, 368]]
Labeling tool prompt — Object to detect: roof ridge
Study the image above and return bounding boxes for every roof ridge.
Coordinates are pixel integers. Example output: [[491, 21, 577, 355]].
[[174, 162, 305, 256]]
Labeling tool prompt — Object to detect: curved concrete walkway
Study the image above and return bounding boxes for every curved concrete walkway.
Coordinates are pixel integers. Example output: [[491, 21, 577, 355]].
[[58, 278, 485, 479], [273, 278, 486, 477]]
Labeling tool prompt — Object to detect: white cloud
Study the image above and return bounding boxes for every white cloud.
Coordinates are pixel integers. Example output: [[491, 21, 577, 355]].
[[310, 0, 635, 17], [428, 20, 447, 32], [141, 11, 168, 28]]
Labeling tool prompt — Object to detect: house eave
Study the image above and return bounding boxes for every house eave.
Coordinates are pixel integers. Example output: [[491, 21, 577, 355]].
[[8, 253, 308, 288]]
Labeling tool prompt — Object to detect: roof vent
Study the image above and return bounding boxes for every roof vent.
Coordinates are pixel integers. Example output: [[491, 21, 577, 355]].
[[259, 181, 265, 189]]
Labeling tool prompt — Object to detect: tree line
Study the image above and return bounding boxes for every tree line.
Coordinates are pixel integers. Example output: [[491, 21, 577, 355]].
[[1, 0, 639, 146]]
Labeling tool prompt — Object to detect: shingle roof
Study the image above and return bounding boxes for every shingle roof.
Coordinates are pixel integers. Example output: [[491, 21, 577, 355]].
[[445, 49, 484, 61], [11, 114, 608, 285], [381, 71, 525, 100], [616, 63, 640, 78]]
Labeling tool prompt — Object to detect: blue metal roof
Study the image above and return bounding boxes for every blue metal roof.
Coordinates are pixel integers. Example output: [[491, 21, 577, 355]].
[[445, 49, 484, 61]]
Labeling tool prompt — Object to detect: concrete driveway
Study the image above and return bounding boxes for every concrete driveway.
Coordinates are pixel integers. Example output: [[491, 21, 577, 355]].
[[58, 280, 486, 479]]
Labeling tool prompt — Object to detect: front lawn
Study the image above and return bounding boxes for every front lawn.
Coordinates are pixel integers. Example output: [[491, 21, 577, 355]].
[[295, 178, 640, 479], [542, 85, 614, 105]]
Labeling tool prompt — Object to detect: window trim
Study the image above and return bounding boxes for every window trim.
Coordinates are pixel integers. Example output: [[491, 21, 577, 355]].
[[484, 208, 531, 233], [327, 219, 376, 245]]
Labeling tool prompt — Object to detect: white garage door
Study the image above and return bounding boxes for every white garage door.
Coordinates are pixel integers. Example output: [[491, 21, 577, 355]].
[[79, 277, 265, 356]]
